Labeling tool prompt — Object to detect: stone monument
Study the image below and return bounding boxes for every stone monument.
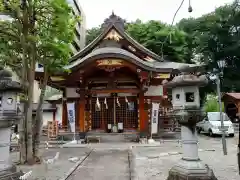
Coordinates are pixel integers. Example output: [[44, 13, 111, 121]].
[[164, 66, 218, 180], [0, 68, 23, 180]]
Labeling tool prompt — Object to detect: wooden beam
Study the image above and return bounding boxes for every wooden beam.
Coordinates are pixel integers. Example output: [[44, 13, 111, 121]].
[[89, 88, 140, 94]]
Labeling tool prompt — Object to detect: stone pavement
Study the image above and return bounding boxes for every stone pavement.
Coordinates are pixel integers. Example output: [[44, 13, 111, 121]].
[[9, 134, 239, 180], [132, 135, 239, 180], [10, 148, 91, 180], [67, 149, 131, 180]]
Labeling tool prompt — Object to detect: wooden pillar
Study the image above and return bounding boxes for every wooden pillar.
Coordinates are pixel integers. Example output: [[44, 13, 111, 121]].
[[89, 97, 92, 131], [62, 90, 67, 129], [163, 85, 167, 97], [79, 90, 85, 132], [139, 92, 145, 132]]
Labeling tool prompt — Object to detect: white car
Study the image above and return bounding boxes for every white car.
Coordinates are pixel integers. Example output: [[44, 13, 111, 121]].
[[196, 112, 235, 137]]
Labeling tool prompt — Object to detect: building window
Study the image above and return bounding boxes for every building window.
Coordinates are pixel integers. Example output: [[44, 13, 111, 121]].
[[72, 41, 80, 51], [70, 51, 74, 57], [74, 29, 81, 41], [73, 0, 81, 16]]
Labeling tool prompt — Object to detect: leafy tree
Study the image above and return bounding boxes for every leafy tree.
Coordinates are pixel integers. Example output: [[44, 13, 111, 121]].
[[178, 0, 240, 93], [86, 20, 190, 62], [204, 94, 224, 112], [126, 20, 189, 62], [86, 26, 101, 45], [0, 0, 77, 164]]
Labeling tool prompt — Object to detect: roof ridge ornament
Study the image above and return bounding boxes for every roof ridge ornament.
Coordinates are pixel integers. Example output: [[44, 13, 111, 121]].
[[101, 12, 125, 31]]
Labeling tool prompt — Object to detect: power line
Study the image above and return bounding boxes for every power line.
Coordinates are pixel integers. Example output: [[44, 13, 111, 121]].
[[160, 0, 188, 59]]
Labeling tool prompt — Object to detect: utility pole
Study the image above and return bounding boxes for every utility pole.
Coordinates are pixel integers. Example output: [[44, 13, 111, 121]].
[[216, 74, 227, 155], [238, 119, 240, 174]]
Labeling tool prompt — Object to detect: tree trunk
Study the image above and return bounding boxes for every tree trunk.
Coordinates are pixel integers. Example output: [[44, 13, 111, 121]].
[[33, 70, 48, 161], [18, 35, 28, 164], [26, 56, 36, 164], [19, 102, 27, 164]]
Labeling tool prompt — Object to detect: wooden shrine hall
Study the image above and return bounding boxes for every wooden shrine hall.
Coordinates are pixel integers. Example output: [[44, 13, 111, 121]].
[[35, 13, 193, 134]]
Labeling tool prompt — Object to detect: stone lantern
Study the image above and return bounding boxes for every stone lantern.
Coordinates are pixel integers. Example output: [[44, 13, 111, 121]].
[[0, 68, 23, 179], [164, 66, 217, 180]]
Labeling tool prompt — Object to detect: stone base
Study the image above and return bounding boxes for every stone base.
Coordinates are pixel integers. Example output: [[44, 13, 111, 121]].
[[166, 159, 218, 180], [0, 164, 23, 180]]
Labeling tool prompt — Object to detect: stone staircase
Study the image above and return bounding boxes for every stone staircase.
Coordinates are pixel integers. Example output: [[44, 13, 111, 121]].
[[86, 131, 140, 143]]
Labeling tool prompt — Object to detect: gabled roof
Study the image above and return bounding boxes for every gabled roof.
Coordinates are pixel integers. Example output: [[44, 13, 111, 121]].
[[65, 47, 195, 73], [222, 93, 240, 100], [70, 12, 163, 63]]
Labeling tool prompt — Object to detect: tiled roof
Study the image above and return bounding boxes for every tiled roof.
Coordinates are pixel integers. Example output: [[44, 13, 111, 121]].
[[223, 93, 240, 100]]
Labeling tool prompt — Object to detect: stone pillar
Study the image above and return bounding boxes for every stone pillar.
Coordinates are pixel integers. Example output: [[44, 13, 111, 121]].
[[181, 125, 199, 161], [0, 128, 11, 164], [0, 68, 23, 179], [164, 66, 217, 180]]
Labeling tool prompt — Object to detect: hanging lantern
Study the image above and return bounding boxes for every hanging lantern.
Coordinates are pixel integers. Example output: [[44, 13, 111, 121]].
[[104, 97, 108, 109]]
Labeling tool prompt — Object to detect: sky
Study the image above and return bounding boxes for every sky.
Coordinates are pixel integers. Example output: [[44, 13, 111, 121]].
[[79, 0, 234, 29]]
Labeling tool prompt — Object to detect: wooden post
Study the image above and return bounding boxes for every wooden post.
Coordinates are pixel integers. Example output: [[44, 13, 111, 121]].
[[139, 92, 145, 132], [62, 90, 67, 129], [163, 85, 167, 96], [79, 90, 85, 132]]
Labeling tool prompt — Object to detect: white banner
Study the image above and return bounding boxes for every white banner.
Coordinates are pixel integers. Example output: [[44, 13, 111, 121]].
[[151, 103, 159, 134], [67, 102, 76, 133]]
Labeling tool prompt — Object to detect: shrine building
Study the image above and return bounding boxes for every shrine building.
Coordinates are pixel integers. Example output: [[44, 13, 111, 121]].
[[35, 13, 194, 134]]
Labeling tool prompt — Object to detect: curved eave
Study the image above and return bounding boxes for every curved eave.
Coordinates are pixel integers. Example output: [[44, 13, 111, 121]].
[[117, 27, 163, 61], [70, 23, 163, 63], [65, 47, 179, 73], [70, 25, 113, 62]]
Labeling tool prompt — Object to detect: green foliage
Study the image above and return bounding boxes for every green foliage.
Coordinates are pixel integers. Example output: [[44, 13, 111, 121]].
[[177, 0, 240, 93], [0, 0, 78, 76], [86, 27, 102, 45], [44, 87, 61, 99], [86, 20, 190, 63], [204, 94, 225, 112], [126, 20, 189, 62], [0, 0, 78, 163]]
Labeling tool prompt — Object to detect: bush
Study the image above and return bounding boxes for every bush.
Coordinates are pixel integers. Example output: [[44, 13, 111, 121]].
[[204, 94, 224, 112]]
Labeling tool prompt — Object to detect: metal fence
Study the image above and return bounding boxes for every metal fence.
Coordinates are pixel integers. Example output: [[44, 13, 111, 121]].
[[233, 123, 239, 133]]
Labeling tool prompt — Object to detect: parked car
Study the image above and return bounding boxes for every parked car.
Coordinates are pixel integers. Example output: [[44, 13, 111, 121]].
[[196, 112, 235, 137]]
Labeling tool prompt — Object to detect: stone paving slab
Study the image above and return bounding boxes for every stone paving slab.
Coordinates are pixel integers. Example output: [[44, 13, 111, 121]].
[[132, 136, 239, 180], [10, 148, 91, 180], [67, 149, 130, 180]]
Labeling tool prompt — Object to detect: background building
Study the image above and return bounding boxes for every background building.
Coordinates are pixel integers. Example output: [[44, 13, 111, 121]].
[[34, 0, 86, 103], [67, 0, 87, 55]]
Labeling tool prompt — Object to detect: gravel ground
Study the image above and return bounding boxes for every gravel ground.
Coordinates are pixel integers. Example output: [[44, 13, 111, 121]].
[[67, 149, 130, 180], [133, 134, 239, 180], [10, 148, 91, 180]]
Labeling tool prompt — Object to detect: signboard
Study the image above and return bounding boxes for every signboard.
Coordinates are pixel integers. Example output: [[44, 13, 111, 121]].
[[151, 103, 160, 134], [66, 102, 76, 133], [96, 59, 123, 66]]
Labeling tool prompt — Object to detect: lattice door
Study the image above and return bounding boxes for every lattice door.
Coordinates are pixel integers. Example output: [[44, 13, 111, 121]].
[[116, 97, 126, 125], [91, 98, 101, 129], [124, 97, 138, 129], [102, 97, 114, 129]]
